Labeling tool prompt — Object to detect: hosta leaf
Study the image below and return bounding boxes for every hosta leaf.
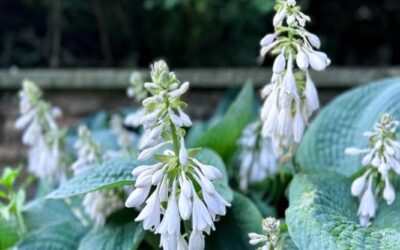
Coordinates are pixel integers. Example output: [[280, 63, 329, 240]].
[[0, 217, 19, 250], [194, 82, 253, 161], [17, 222, 87, 250], [286, 172, 400, 250], [196, 148, 234, 202], [297, 78, 400, 176], [78, 219, 144, 250], [206, 192, 262, 250], [48, 157, 139, 199], [23, 199, 81, 231]]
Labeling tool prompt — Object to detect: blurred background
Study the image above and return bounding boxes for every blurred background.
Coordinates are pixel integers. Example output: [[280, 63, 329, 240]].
[[1, 0, 400, 67], [1, 0, 400, 164]]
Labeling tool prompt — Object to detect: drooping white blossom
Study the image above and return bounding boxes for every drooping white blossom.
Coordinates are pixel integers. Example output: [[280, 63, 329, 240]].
[[259, 0, 330, 147], [238, 121, 280, 191], [15, 79, 66, 182], [104, 115, 135, 159], [125, 60, 230, 249], [346, 113, 400, 226], [82, 189, 124, 226], [249, 217, 281, 250], [72, 125, 124, 226], [71, 125, 102, 175]]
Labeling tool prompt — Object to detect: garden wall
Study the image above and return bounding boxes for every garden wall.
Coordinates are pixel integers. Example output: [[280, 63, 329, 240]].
[[1, 67, 399, 165]]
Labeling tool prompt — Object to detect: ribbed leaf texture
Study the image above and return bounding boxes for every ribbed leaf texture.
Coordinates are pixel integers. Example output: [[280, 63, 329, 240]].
[[297, 78, 400, 176], [78, 221, 144, 250], [286, 172, 400, 250], [17, 222, 87, 250], [48, 157, 137, 199]]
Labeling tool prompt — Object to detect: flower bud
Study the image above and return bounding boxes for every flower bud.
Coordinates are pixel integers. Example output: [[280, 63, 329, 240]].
[[383, 178, 396, 205]]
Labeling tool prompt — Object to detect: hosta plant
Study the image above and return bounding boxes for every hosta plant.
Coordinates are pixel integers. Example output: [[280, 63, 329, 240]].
[[2, 0, 400, 250]]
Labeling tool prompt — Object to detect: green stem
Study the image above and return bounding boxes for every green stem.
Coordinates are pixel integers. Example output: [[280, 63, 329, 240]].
[[165, 99, 180, 156], [15, 206, 27, 236], [170, 121, 180, 156]]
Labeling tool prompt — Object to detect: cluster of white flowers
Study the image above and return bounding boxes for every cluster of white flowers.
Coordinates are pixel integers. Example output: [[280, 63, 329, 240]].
[[71, 125, 102, 175], [104, 114, 135, 159], [125, 72, 148, 128], [125, 60, 230, 250], [82, 189, 124, 226], [15, 79, 65, 182], [259, 0, 330, 146], [72, 125, 124, 226], [249, 217, 281, 250], [346, 113, 400, 226], [238, 121, 280, 191]]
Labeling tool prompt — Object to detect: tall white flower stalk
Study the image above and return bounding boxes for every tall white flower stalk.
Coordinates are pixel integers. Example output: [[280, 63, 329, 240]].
[[104, 114, 135, 159], [259, 0, 330, 147], [72, 125, 124, 226], [125, 72, 148, 128], [71, 125, 102, 175], [345, 113, 400, 226], [249, 217, 281, 250], [238, 121, 280, 191], [125, 60, 230, 249], [15, 79, 66, 182]]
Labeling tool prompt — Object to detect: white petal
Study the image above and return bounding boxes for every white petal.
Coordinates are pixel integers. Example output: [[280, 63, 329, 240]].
[[383, 177, 396, 205], [273, 52, 286, 74], [296, 47, 309, 70], [179, 137, 188, 165], [188, 230, 205, 250], [260, 33, 276, 47], [306, 32, 321, 49], [125, 187, 150, 207]]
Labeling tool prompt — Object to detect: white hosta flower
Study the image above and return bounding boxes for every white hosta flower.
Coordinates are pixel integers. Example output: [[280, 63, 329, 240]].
[[249, 217, 280, 250], [238, 121, 280, 191], [259, 0, 329, 147], [72, 126, 124, 226], [127, 72, 147, 102], [357, 177, 377, 227], [125, 108, 146, 128], [105, 114, 135, 158], [15, 79, 65, 181], [125, 60, 230, 249], [83, 189, 124, 226], [346, 113, 400, 226], [71, 125, 102, 175], [126, 149, 230, 249]]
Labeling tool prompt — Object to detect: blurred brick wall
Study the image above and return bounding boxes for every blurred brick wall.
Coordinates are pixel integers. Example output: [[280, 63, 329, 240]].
[[0, 88, 346, 166]]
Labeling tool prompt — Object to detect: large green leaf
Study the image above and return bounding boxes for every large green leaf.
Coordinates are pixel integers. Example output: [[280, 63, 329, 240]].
[[48, 157, 139, 199], [196, 148, 234, 202], [205, 192, 263, 250], [297, 78, 400, 176], [0, 217, 19, 250], [23, 199, 82, 231], [78, 216, 144, 250], [194, 82, 253, 161], [17, 222, 87, 250], [286, 172, 400, 250]]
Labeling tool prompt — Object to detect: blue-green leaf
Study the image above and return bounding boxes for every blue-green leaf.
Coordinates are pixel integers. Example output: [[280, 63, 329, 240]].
[[286, 172, 400, 250], [194, 82, 253, 161], [48, 157, 139, 199]]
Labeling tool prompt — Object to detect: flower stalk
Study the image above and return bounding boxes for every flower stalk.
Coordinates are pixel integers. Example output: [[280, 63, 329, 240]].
[[259, 0, 330, 147], [125, 60, 230, 249], [346, 113, 400, 226]]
